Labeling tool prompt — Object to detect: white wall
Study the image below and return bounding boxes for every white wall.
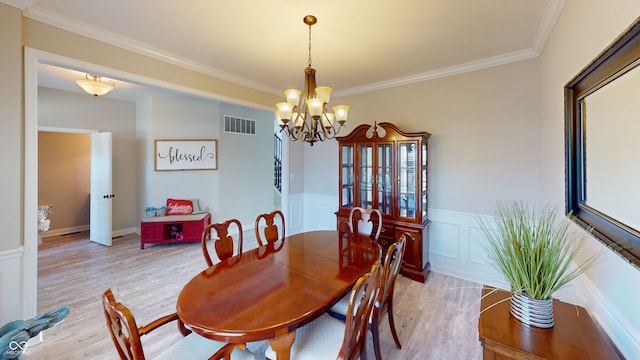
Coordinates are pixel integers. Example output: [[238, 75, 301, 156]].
[[138, 95, 221, 222], [137, 95, 275, 231], [538, 1, 640, 357], [218, 102, 275, 227]]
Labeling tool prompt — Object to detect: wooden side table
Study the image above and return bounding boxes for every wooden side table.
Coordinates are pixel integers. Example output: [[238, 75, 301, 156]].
[[478, 286, 622, 360]]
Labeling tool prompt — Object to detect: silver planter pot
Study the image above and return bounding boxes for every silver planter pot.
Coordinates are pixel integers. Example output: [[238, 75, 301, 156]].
[[509, 292, 554, 328]]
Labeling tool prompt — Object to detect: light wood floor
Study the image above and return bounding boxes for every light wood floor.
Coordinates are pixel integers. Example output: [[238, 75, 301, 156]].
[[26, 231, 483, 359]]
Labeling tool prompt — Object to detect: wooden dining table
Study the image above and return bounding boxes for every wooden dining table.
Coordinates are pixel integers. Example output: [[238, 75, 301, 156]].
[[176, 230, 380, 360]]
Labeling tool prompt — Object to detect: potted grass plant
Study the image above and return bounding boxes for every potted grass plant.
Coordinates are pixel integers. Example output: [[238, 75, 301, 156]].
[[477, 201, 599, 328]]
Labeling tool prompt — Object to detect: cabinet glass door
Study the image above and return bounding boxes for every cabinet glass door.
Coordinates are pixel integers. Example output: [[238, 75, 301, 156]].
[[377, 143, 393, 215], [359, 144, 373, 208], [398, 142, 418, 218], [422, 142, 428, 218], [340, 145, 354, 207]]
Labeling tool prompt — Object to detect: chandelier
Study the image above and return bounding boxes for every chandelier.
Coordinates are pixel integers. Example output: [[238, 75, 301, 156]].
[[275, 15, 349, 146], [76, 74, 115, 97]]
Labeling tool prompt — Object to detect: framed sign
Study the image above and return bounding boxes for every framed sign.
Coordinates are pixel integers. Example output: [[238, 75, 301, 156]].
[[155, 139, 217, 171]]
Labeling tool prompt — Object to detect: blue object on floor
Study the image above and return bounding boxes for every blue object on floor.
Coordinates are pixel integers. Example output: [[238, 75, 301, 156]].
[[0, 306, 70, 359]]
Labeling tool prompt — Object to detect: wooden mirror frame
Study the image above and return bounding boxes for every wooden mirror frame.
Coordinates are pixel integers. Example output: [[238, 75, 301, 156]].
[[565, 17, 640, 267]]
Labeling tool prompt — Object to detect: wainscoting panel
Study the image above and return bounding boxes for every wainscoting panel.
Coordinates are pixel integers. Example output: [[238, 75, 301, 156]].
[[428, 209, 508, 290], [303, 193, 338, 231], [0, 247, 24, 324], [429, 220, 461, 259], [288, 193, 305, 234]]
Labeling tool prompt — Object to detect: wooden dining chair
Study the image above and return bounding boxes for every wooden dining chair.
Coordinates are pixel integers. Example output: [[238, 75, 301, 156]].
[[328, 233, 409, 360], [202, 218, 243, 267], [348, 207, 383, 243], [264, 261, 381, 360], [254, 210, 285, 246], [101, 288, 255, 360]]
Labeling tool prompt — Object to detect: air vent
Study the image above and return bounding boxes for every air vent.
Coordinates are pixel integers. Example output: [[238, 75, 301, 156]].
[[224, 115, 256, 135]]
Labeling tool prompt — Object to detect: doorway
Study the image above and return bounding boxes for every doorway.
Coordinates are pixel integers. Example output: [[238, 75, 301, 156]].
[[37, 131, 91, 238], [23, 48, 290, 320], [37, 130, 114, 247]]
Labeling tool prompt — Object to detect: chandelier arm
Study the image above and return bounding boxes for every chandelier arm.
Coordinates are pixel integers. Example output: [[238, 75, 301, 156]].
[[324, 121, 344, 140], [282, 126, 301, 142]]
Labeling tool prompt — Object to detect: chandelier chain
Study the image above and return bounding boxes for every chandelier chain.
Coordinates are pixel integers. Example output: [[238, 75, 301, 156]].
[[307, 22, 313, 68]]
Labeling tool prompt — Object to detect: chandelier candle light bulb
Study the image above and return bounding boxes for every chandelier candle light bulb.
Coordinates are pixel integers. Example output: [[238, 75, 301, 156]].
[[275, 15, 349, 145]]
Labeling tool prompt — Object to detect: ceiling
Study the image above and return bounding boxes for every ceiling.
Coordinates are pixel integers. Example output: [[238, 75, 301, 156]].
[[10, 0, 563, 102]]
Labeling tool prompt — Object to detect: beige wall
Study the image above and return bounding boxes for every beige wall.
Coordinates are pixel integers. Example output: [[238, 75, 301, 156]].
[[320, 59, 541, 214], [0, 4, 22, 252], [38, 132, 91, 231]]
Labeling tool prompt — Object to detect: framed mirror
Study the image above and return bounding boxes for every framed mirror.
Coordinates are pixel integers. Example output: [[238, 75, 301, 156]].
[[565, 17, 640, 267]]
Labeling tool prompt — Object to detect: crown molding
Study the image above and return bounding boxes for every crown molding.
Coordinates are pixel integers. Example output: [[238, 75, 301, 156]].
[[334, 48, 538, 97], [532, 0, 566, 54], [0, 0, 35, 10], [23, 6, 281, 96]]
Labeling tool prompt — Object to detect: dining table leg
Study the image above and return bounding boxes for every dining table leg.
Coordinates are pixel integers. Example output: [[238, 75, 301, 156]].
[[268, 331, 296, 360]]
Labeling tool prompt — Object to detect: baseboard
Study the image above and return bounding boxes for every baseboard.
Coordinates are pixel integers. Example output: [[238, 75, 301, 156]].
[[572, 272, 640, 359], [42, 226, 137, 239], [113, 227, 136, 238], [40, 225, 90, 238]]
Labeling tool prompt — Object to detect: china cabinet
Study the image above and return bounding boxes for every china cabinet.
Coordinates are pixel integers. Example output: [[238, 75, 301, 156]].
[[335, 122, 431, 282]]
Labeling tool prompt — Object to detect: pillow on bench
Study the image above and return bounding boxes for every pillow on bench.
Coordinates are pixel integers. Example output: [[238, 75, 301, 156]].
[[166, 198, 193, 215], [164, 198, 210, 216], [190, 199, 209, 215]]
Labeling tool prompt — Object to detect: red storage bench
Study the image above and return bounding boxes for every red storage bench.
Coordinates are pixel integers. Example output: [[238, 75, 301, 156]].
[[140, 212, 210, 249]]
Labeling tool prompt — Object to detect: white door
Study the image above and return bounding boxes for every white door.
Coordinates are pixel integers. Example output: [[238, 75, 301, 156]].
[[90, 132, 113, 246]]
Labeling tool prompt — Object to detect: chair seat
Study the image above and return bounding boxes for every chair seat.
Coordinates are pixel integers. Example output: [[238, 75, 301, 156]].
[[329, 294, 350, 318], [330, 294, 373, 320], [155, 332, 255, 360], [264, 314, 345, 360]]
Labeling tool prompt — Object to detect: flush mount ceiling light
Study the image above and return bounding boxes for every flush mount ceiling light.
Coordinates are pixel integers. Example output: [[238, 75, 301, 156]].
[[275, 15, 349, 146], [75, 74, 115, 97]]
